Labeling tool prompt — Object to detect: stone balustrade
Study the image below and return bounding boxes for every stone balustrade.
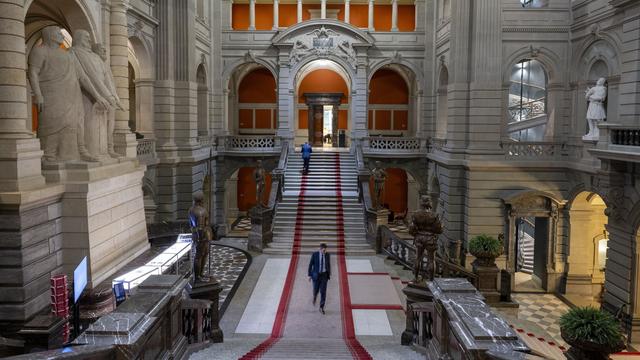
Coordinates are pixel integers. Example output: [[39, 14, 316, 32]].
[[501, 141, 563, 160], [135, 138, 157, 165], [589, 124, 640, 163], [217, 135, 281, 154], [362, 136, 428, 157]]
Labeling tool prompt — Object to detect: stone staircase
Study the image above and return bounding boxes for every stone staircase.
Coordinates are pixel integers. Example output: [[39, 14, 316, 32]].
[[264, 149, 374, 255], [518, 232, 534, 274], [258, 338, 354, 359]]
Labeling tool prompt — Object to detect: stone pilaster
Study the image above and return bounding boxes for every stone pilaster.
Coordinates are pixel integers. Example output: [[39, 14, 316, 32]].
[[618, 5, 640, 126], [277, 63, 294, 140], [110, 0, 137, 157]]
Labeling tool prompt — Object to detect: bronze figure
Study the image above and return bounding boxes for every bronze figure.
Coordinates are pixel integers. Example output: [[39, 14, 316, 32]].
[[188, 191, 212, 281], [409, 195, 443, 283]]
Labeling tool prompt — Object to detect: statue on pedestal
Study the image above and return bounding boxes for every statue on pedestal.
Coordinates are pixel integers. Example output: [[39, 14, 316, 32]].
[[409, 196, 443, 283], [71, 30, 124, 159], [28, 26, 111, 163], [583, 77, 607, 141], [188, 192, 213, 282], [371, 161, 387, 209], [254, 160, 266, 208]]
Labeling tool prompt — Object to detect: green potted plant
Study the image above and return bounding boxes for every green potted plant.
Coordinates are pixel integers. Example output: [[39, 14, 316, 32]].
[[468, 234, 503, 267], [560, 307, 625, 360]]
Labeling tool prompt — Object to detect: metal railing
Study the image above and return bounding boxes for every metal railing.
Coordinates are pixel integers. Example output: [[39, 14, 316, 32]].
[[136, 138, 157, 165], [508, 97, 546, 123]]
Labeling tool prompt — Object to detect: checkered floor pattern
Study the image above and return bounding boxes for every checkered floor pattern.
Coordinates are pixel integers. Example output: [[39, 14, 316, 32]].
[[202, 244, 249, 314], [510, 293, 570, 346], [232, 217, 252, 231]]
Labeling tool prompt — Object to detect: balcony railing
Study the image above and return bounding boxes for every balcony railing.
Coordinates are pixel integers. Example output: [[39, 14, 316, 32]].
[[217, 135, 281, 154], [501, 140, 563, 160], [136, 138, 157, 165], [362, 136, 427, 156], [589, 124, 640, 163]]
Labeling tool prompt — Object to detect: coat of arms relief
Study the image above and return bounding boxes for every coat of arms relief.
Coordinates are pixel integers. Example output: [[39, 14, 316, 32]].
[[288, 26, 357, 68]]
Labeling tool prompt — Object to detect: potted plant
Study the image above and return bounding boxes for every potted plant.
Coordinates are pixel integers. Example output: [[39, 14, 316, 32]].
[[468, 234, 503, 267], [560, 307, 625, 360]]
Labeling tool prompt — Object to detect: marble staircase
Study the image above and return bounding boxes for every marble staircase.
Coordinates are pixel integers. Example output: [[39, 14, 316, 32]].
[[264, 150, 374, 255]]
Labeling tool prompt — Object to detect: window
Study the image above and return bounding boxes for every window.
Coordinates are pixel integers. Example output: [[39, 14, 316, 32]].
[[507, 59, 547, 141]]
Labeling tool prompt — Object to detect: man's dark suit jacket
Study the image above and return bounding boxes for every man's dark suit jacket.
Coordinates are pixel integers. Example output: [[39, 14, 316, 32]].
[[308, 251, 331, 281]]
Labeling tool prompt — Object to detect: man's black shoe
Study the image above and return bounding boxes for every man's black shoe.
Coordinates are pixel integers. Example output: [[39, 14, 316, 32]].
[[320, 307, 325, 314], [313, 296, 317, 305]]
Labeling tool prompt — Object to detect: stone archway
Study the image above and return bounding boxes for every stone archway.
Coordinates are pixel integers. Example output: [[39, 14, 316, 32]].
[[504, 192, 565, 292]]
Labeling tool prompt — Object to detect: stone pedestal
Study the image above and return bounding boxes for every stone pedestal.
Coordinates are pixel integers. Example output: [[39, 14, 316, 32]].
[[42, 160, 150, 289], [472, 262, 501, 304], [190, 279, 224, 343], [18, 314, 67, 353], [401, 282, 433, 345], [376, 208, 389, 227], [248, 206, 273, 252]]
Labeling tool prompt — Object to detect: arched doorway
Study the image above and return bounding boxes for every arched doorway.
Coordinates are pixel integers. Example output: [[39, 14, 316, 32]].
[[295, 60, 351, 147], [368, 68, 410, 136], [229, 65, 277, 135], [564, 192, 609, 307]]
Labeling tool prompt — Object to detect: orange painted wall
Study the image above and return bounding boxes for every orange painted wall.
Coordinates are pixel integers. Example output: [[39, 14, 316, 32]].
[[369, 168, 407, 214], [394, 110, 408, 131], [255, 109, 272, 129], [233, 4, 414, 31], [239, 68, 276, 103], [338, 110, 348, 130], [237, 167, 272, 211], [239, 109, 253, 129], [298, 69, 348, 104], [32, 103, 38, 132], [370, 69, 408, 104], [375, 110, 392, 130], [299, 109, 308, 129]]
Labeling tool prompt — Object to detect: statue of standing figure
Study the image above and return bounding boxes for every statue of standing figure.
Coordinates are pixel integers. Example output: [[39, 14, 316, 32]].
[[583, 77, 607, 141], [28, 26, 111, 163], [71, 30, 124, 159], [188, 192, 213, 282], [254, 160, 266, 208], [409, 196, 443, 283], [371, 161, 387, 209]]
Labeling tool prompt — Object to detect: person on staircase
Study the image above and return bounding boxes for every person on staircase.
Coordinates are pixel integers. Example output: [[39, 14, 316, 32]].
[[301, 141, 312, 174], [308, 243, 331, 314]]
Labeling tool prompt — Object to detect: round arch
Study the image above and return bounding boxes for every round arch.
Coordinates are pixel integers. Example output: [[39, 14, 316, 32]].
[[25, 0, 98, 45], [222, 58, 278, 93], [228, 64, 278, 135], [436, 65, 449, 139], [502, 47, 562, 85]]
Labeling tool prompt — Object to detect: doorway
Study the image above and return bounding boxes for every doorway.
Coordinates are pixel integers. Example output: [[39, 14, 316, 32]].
[[304, 93, 343, 148], [515, 216, 548, 292]]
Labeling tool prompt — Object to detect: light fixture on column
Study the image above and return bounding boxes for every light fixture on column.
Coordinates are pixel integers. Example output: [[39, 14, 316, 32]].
[[598, 230, 609, 271]]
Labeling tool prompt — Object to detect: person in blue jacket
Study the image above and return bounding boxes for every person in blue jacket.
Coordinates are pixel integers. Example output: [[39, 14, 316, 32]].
[[301, 141, 312, 173]]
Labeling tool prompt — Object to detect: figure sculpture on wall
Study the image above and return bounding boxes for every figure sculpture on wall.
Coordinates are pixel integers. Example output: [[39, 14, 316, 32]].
[[583, 77, 607, 141], [290, 40, 310, 65], [371, 161, 387, 209], [409, 196, 443, 283], [189, 191, 212, 282], [28, 26, 110, 163], [254, 160, 266, 208], [71, 30, 123, 159]]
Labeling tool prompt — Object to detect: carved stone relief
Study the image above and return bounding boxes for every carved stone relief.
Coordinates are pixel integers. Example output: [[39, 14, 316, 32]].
[[288, 26, 357, 68]]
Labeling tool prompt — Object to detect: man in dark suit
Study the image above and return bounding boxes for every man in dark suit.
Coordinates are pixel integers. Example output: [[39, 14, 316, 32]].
[[308, 243, 331, 314]]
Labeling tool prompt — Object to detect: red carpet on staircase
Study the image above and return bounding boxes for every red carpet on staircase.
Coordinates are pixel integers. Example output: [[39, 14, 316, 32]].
[[239, 153, 371, 360]]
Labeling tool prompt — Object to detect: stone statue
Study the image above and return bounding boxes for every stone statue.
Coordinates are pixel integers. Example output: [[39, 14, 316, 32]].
[[28, 26, 110, 163], [409, 196, 443, 283], [254, 160, 266, 208], [371, 161, 387, 209], [290, 40, 310, 64], [337, 40, 355, 61], [583, 77, 607, 140], [188, 191, 212, 282], [71, 30, 123, 159]]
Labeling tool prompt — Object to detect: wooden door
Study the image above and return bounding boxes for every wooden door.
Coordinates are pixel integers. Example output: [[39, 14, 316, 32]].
[[313, 106, 324, 146]]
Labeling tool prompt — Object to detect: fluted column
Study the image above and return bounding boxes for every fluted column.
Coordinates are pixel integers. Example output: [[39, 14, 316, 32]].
[[297, 0, 302, 23], [273, 0, 279, 30], [0, 0, 45, 191], [321, 0, 327, 19], [391, 0, 398, 31], [368, 0, 375, 31], [110, 0, 137, 157], [249, 0, 256, 30], [344, 0, 350, 23]]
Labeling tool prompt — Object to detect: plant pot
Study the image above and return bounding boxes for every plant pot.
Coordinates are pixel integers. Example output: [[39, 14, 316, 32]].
[[561, 329, 625, 360], [471, 254, 497, 267]]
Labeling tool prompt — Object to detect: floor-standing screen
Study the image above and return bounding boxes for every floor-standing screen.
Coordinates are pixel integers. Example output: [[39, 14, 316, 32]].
[[74, 257, 88, 303]]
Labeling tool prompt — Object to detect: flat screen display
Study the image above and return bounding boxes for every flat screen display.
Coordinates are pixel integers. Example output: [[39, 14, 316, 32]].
[[74, 257, 88, 303]]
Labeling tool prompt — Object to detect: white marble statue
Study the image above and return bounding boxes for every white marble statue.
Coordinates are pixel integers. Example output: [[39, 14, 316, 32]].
[[583, 77, 607, 141], [28, 26, 109, 163], [71, 30, 123, 159]]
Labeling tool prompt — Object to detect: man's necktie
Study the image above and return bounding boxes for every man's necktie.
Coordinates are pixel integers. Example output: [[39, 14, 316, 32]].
[[320, 253, 324, 273]]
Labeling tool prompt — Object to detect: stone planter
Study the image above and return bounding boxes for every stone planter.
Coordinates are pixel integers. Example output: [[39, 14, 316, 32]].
[[561, 329, 625, 360], [471, 254, 498, 267], [471, 254, 500, 303]]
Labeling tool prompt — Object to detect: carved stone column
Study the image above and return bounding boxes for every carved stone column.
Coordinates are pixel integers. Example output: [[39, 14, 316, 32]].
[[110, 0, 137, 157], [368, 0, 375, 31], [249, 0, 256, 30], [297, 0, 302, 23], [344, 0, 351, 23], [391, 0, 398, 31], [0, 0, 45, 191], [272, 0, 279, 30], [321, 0, 327, 19]]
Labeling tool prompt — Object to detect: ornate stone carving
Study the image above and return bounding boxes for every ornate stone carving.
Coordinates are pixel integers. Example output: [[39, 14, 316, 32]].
[[28, 26, 111, 163], [604, 187, 625, 221], [287, 26, 357, 68], [583, 78, 607, 141]]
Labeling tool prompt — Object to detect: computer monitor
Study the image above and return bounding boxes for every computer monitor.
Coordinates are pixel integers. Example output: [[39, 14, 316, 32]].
[[73, 257, 88, 303]]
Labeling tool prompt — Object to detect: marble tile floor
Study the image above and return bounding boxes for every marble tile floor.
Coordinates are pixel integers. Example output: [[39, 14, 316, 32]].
[[228, 216, 251, 237], [203, 244, 250, 314]]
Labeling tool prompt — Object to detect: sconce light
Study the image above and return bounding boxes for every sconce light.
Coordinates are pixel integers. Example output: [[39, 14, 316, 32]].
[[598, 230, 609, 271]]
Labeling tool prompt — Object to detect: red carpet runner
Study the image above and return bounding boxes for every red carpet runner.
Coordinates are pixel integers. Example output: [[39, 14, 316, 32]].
[[239, 153, 371, 360]]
